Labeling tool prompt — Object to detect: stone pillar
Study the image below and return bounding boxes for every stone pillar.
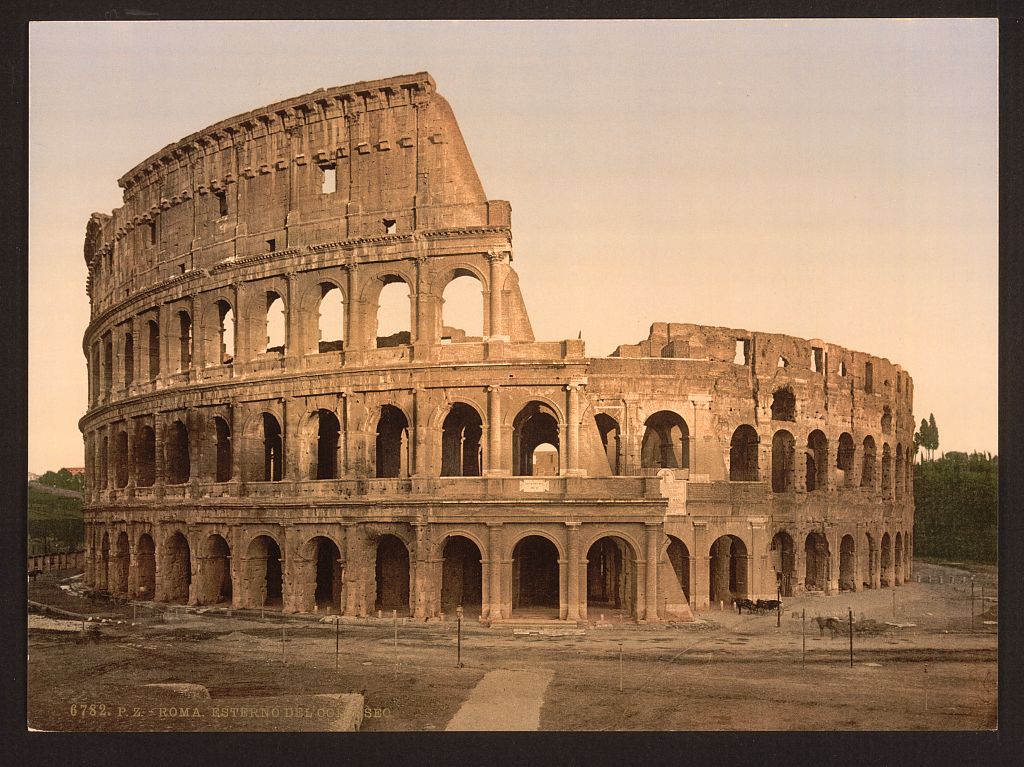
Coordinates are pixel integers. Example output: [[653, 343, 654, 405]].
[[344, 263, 361, 352], [623, 397, 640, 475], [283, 397, 299, 480], [339, 392, 350, 476], [566, 523, 581, 621], [750, 520, 766, 600], [688, 395, 714, 477], [826, 441, 838, 492], [158, 301, 171, 382], [412, 388, 428, 477], [187, 409, 201, 486], [126, 534, 139, 598], [413, 521, 428, 619], [565, 383, 584, 476], [485, 385, 504, 475], [557, 424, 568, 476], [126, 423, 136, 489], [487, 523, 502, 620], [693, 521, 709, 609], [486, 251, 508, 340], [644, 523, 660, 621], [285, 272, 299, 363], [344, 525, 362, 616]]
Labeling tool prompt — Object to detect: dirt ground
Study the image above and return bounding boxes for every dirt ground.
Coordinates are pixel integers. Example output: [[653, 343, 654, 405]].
[[27, 560, 997, 732]]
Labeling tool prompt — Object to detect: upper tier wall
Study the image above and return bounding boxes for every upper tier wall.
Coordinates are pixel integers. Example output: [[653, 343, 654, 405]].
[[83, 72, 511, 316]]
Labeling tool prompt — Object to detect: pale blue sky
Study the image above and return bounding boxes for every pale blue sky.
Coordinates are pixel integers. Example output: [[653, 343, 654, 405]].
[[28, 19, 998, 471]]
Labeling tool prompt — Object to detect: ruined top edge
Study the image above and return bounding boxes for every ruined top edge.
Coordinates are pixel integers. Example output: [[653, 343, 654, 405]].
[[116, 71, 436, 189]]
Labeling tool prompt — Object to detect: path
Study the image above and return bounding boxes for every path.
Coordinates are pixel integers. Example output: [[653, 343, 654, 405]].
[[445, 668, 554, 731]]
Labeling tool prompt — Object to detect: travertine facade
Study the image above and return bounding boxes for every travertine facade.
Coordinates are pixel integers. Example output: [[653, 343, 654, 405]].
[[79, 73, 914, 622]]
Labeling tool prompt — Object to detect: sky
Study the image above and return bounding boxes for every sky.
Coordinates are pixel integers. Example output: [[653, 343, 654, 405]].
[[28, 19, 998, 473]]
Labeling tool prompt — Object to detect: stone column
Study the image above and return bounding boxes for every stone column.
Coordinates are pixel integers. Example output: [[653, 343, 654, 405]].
[[487, 523, 502, 620], [283, 397, 299, 480], [344, 525, 361, 616], [750, 519, 766, 600], [486, 251, 508, 340], [126, 422, 136, 489], [485, 385, 504, 475], [644, 523, 660, 621], [565, 383, 584, 477], [413, 521, 428, 618], [623, 397, 640, 475], [826, 440, 838, 492], [412, 388, 428, 477], [344, 263, 361, 352], [688, 395, 714, 476], [557, 424, 568, 476], [692, 521, 709, 610], [566, 523, 581, 621], [158, 301, 171, 382], [187, 409, 201, 486]]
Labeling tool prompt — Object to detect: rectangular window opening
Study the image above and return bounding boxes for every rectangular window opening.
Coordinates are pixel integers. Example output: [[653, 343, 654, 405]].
[[811, 347, 823, 373], [266, 238, 276, 252], [215, 189, 228, 217], [148, 221, 156, 246], [321, 165, 337, 194], [733, 339, 750, 365], [865, 361, 874, 393]]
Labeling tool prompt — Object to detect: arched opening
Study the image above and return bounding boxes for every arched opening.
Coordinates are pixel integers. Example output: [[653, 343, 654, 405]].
[[861, 436, 876, 488], [214, 417, 232, 482], [376, 405, 410, 478], [265, 292, 286, 354], [312, 536, 342, 612], [771, 388, 796, 421], [163, 532, 192, 604], [441, 536, 483, 615], [895, 443, 905, 500], [837, 432, 855, 487], [316, 409, 341, 480], [148, 319, 160, 380], [217, 300, 235, 364], [263, 413, 283, 482], [881, 443, 892, 496], [178, 311, 192, 371], [666, 536, 690, 601], [440, 273, 484, 342], [586, 536, 638, 620], [318, 285, 345, 353], [709, 535, 748, 605], [729, 425, 759, 481], [839, 535, 856, 592], [112, 531, 130, 596], [124, 332, 134, 387], [245, 535, 283, 608], [894, 532, 904, 585], [772, 430, 795, 492], [771, 531, 796, 597], [166, 420, 190, 485], [641, 411, 689, 470], [201, 534, 232, 605], [512, 402, 560, 476], [512, 536, 560, 616], [863, 532, 877, 589], [881, 406, 893, 434], [595, 414, 621, 475], [441, 403, 483, 477], [531, 444, 559, 476], [880, 532, 893, 586], [804, 532, 830, 591], [136, 533, 156, 600], [375, 278, 411, 348], [114, 429, 129, 488], [375, 535, 410, 613], [134, 425, 155, 487], [806, 430, 828, 492]]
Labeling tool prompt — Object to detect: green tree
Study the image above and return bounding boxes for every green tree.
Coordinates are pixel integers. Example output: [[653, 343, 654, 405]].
[[928, 413, 939, 458]]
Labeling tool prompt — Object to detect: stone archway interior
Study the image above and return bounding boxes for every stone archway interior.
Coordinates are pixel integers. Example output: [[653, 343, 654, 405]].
[[375, 534, 410, 612], [512, 535, 560, 614], [441, 536, 483, 612]]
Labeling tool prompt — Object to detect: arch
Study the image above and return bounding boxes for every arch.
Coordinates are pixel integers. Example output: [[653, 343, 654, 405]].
[[114, 428, 129, 488], [317, 284, 345, 353], [880, 532, 893, 587], [440, 272, 484, 341], [771, 430, 795, 492], [216, 299, 235, 364], [162, 531, 192, 604], [177, 310, 193, 370], [839, 535, 856, 592], [895, 442, 905, 500], [894, 532, 904, 585], [165, 419, 190, 485], [123, 331, 134, 386], [863, 532, 877, 589], [881, 443, 893, 496], [111, 531, 130, 596], [375, 276, 412, 348], [265, 291, 286, 353], [512, 401, 561, 476], [99, 434, 109, 488], [243, 534, 283, 608], [729, 424, 759, 481], [199, 534, 232, 605], [310, 535, 343, 612], [861, 436, 877, 488], [595, 413, 621, 475], [804, 532, 830, 591], [315, 409, 341, 480], [881, 406, 893, 434], [441, 402, 483, 477], [641, 410, 689, 470], [709, 535, 748, 605], [837, 432, 855, 487], [376, 405, 410, 478], [375, 534, 410, 613], [441, 535, 483, 614], [771, 387, 796, 421], [147, 319, 160, 379], [586, 535, 639, 620], [666, 536, 690, 601], [214, 416, 232, 482], [136, 533, 155, 599], [771, 531, 796, 597], [262, 412, 283, 482], [511, 535, 560, 616], [806, 430, 828, 492]]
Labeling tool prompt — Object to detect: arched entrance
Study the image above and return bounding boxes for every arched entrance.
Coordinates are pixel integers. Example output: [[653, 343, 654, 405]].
[[512, 402, 560, 476], [641, 411, 689, 470], [163, 532, 192, 604], [136, 534, 155, 599], [709, 535, 748, 606], [440, 404, 483, 477], [312, 536, 342, 612], [666, 536, 690, 602], [200, 534, 232, 605], [244, 535, 283, 608], [586, 536, 638, 621], [804, 532, 830, 592], [512, 535, 560, 617], [375, 535, 410, 613], [441, 536, 483, 615], [880, 532, 893, 587], [376, 406, 410, 478], [839, 535, 856, 592], [771, 531, 796, 597]]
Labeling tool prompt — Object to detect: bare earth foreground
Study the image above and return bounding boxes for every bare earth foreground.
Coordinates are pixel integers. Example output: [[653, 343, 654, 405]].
[[28, 561, 996, 732]]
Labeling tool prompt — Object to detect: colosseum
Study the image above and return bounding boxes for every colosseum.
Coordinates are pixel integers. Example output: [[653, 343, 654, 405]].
[[79, 72, 915, 623]]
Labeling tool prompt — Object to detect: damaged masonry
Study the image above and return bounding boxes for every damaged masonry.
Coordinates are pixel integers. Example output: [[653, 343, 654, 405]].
[[79, 72, 914, 623]]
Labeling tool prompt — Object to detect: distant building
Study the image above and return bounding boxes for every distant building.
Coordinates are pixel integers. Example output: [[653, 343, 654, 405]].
[[28, 472, 40, 481], [62, 467, 86, 477]]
